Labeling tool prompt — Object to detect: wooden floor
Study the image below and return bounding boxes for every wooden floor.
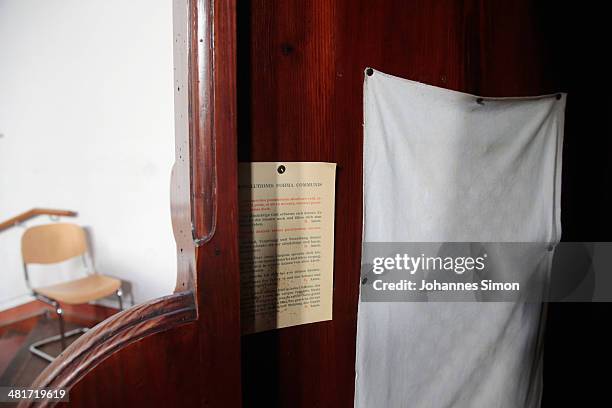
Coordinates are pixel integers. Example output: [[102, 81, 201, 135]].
[[0, 302, 118, 388]]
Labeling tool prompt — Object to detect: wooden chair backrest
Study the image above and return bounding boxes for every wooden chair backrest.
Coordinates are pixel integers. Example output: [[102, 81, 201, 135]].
[[21, 223, 88, 264]]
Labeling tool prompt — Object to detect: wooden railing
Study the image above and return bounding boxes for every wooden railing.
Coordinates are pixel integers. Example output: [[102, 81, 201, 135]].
[[0, 208, 77, 232]]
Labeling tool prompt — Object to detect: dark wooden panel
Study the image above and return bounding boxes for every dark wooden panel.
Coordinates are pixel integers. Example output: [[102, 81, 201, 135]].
[[58, 323, 202, 408], [238, 1, 596, 407], [194, 0, 243, 406], [239, 2, 362, 406]]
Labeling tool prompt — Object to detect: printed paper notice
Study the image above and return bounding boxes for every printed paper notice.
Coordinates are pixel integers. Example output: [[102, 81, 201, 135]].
[[239, 162, 337, 334]]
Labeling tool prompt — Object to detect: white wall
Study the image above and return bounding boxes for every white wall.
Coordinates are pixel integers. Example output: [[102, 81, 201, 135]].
[[0, 0, 177, 310]]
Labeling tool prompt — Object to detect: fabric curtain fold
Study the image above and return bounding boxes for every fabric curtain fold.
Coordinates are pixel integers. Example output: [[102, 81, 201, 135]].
[[355, 69, 566, 408]]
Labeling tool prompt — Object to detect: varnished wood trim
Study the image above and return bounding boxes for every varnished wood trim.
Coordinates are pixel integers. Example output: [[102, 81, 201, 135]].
[[18, 291, 196, 408], [0, 209, 77, 233], [192, 0, 243, 406], [189, 0, 218, 245]]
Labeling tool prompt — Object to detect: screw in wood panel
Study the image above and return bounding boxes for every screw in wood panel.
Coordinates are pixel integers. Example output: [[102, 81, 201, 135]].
[[277, 165, 286, 174], [280, 43, 294, 56], [366, 67, 374, 76], [556, 93, 562, 100]]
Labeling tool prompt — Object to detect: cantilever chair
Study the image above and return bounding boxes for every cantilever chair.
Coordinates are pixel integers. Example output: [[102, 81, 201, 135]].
[[21, 223, 123, 362]]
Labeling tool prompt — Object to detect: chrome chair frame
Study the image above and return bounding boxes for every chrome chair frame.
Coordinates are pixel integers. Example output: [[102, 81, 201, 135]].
[[24, 255, 124, 362]]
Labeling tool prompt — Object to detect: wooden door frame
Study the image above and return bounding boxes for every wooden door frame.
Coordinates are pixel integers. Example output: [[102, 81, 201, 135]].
[[20, 1, 241, 407]]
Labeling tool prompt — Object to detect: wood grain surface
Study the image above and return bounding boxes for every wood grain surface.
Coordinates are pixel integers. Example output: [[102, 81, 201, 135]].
[[237, 1, 588, 407]]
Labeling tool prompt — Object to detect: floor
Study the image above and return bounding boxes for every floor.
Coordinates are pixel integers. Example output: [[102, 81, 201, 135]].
[[0, 302, 118, 388]]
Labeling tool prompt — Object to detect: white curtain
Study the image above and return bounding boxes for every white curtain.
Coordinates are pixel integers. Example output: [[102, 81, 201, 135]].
[[356, 69, 566, 407]]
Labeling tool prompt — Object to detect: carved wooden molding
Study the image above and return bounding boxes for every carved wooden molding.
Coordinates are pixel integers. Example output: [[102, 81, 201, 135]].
[[18, 291, 196, 408]]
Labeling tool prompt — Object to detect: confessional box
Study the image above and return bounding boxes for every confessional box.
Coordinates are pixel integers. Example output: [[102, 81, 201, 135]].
[[19, 1, 609, 407]]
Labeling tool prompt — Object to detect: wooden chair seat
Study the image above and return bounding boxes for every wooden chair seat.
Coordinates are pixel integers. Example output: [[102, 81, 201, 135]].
[[34, 275, 122, 305]]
